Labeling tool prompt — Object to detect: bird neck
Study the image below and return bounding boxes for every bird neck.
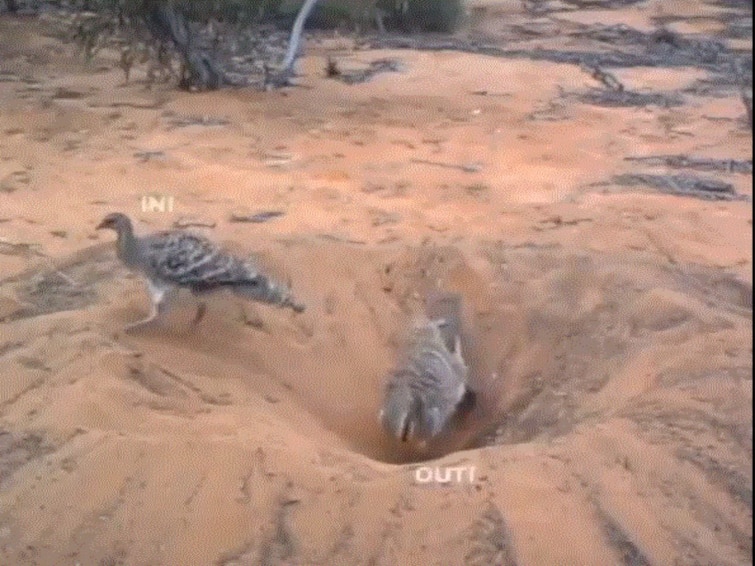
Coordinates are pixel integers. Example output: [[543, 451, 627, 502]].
[[115, 223, 139, 266]]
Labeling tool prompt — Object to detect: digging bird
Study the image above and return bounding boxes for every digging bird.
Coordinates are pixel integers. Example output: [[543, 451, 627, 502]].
[[95, 212, 305, 331], [379, 316, 472, 446]]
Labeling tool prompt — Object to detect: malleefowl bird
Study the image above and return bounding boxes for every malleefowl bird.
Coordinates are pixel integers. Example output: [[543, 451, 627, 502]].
[[96, 212, 305, 331], [379, 315, 472, 446]]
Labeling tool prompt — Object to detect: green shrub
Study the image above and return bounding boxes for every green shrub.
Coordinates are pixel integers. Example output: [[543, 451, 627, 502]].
[[395, 0, 465, 33], [179, 0, 286, 25], [66, 0, 466, 34], [279, 0, 466, 33]]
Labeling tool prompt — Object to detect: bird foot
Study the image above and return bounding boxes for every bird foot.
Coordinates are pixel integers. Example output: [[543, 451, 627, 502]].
[[192, 303, 207, 325], [123, 319, 153, 333], [282, 295, 306, 314], [123, 312, 159, 333], [289, 301, 306, 314]]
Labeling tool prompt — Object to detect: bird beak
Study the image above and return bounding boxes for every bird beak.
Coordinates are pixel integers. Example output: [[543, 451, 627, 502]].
[[95, 220, 107, 230]]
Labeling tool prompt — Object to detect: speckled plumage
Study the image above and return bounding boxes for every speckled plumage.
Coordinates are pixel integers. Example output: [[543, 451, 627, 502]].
[[96, 212, 304, 330], [379, 316, 470, 445]]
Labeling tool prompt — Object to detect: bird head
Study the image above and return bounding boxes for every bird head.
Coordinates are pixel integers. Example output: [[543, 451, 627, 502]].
[[380, 383, 421, 443], [96, 212, 131, 233]]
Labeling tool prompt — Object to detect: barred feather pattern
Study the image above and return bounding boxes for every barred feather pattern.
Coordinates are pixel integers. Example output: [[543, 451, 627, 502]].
[[380, 317, 468, 443], [137, 230, 304, 312]]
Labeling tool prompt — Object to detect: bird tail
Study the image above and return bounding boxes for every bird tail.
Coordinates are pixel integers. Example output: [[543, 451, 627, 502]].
[[424, 290, 463, 353], [231, 273, 306, 313]]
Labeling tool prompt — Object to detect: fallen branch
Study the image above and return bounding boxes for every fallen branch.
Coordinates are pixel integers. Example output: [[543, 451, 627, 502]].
[[229, 211, 285, 224], [164, 114, 229, 129], [579, 62, 624, 92], [133, 150, 166, 162], [734, 57, 753, 130], [0, 237, 44, 257], [741, 89, 752, 130], [624, 155, 753, 174], [325, 58, 404, 85], [173, 217, 216, 229], [613, 173, 745, 201], [410, 158, 483, 173], [578, 88, 683, 108], [470, 90, 511, 97], [315, 233, 367, 245]]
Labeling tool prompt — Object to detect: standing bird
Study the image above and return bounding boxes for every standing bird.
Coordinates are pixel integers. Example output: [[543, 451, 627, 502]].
[[379, 315, 472, 447], [95, 212, 305, 331]]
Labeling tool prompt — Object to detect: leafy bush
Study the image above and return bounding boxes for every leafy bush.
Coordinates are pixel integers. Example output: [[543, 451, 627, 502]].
[[179, 0, 286, 25], [63, 0, 465, 32], [401, 0, 465, 33], [279, 0, 466, 32], [64, 0, 466, 91], [63, 0, 284, 24]]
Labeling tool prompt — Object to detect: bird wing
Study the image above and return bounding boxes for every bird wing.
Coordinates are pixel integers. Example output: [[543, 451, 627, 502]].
[[142, 230, 261, 288]]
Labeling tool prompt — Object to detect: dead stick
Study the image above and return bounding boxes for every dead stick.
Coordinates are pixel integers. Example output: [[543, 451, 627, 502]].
[[410, 158, 482, 173]]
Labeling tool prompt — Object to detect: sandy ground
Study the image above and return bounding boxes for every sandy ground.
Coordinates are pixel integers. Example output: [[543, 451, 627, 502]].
[[0, 1, 752, 565]]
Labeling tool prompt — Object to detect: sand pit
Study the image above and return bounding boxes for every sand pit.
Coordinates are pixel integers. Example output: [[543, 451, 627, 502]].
[[1, 236, 751, 564], [0, 1, 752, 564], [4, 238, 752, 467]]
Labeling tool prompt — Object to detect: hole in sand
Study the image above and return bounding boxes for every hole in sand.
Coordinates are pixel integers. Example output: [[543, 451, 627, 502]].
[[4, 241, 751, 465]]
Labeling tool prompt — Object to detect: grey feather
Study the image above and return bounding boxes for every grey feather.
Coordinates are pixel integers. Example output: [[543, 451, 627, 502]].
[[379, 316, 469, 444], [96, 212, 305, 329]]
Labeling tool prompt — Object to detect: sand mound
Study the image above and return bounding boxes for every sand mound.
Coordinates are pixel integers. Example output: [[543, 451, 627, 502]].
[[0, 1, 751, 563], [0, 238, 751, 564]]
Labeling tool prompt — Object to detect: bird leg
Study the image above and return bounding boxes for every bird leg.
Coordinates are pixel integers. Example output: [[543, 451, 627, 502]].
[[124, 299, 161, 332], [124, 283, 171, 332], [189, 287, 215, 326], [192, 301, 207, 325]]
